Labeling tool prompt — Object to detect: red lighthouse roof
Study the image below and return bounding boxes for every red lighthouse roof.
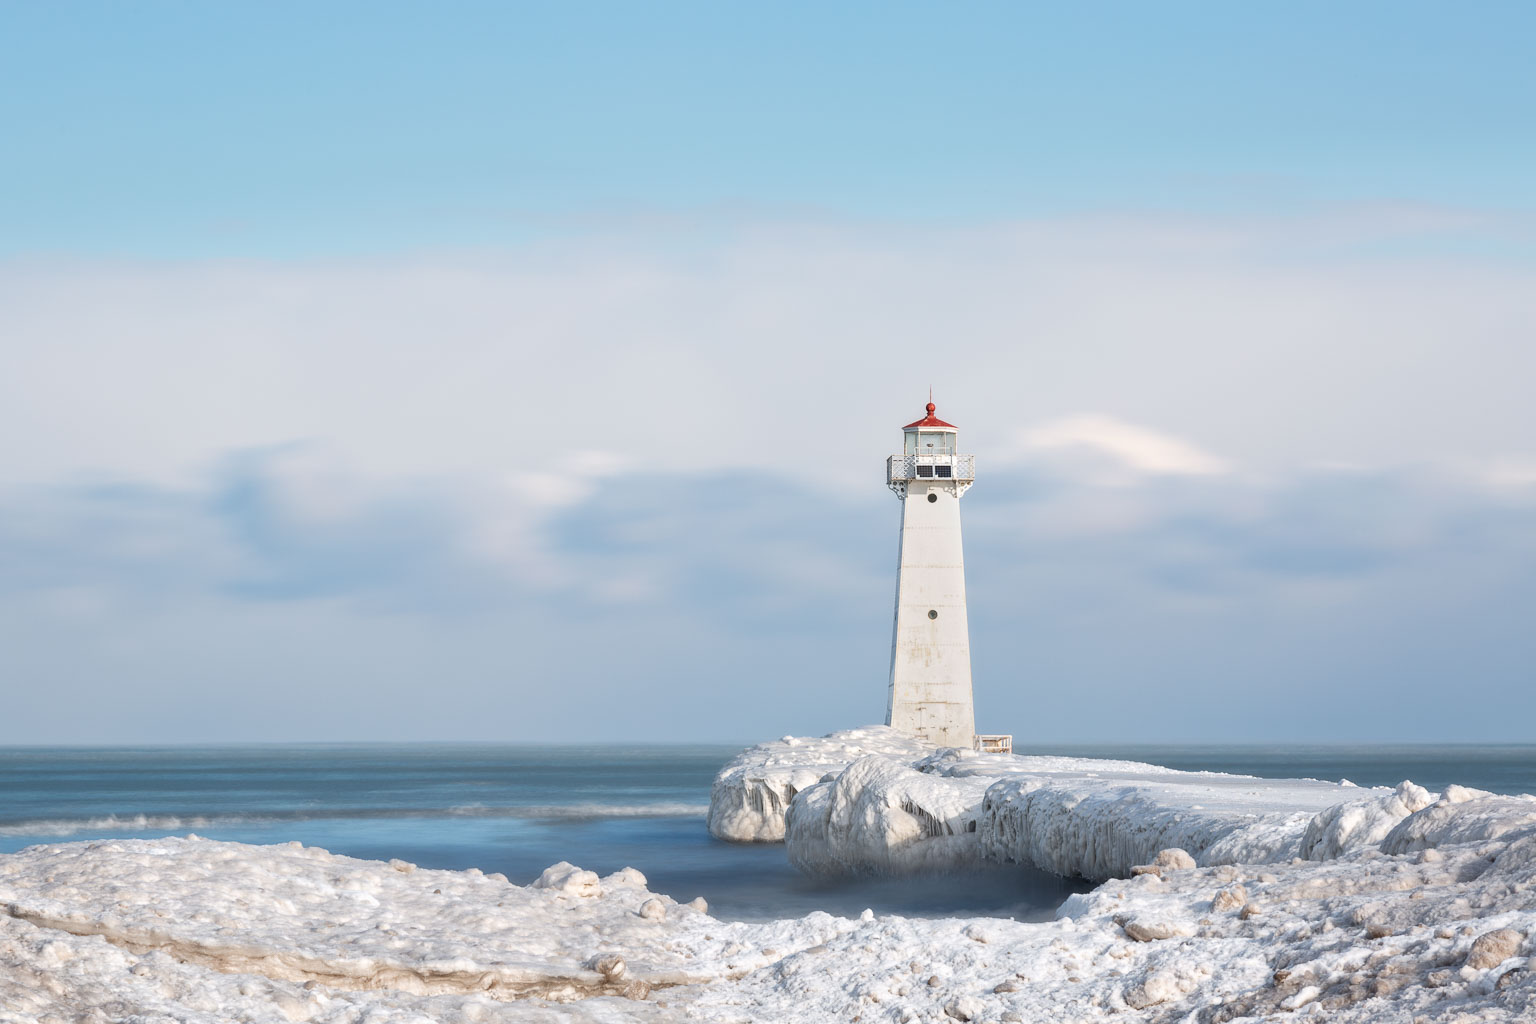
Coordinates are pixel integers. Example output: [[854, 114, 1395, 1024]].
[[904, 401, 957, 430]]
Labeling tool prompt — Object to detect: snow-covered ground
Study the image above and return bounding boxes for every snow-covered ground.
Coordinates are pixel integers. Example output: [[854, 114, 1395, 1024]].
[[5, 796, 1536, 1022]]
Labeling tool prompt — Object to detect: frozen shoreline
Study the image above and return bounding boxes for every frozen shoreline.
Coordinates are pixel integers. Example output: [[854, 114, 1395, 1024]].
[[4, 805, 1536, 1021], [4, 735, 1536, 1021]]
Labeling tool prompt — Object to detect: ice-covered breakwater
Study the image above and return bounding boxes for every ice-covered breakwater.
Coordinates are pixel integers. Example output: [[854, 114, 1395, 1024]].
[[6, 805, 1536, 1020], [712, 727, 1466, 880], [707, 726, 932, 842]]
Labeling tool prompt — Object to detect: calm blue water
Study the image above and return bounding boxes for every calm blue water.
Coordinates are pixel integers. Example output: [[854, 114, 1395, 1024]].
[[2, 744, 1532, 921]]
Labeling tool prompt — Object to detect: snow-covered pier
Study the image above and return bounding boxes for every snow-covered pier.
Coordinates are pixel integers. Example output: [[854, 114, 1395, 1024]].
[[711, 727, 1518, 882]]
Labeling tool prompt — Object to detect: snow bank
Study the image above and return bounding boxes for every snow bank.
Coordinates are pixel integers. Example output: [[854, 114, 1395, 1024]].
[[707, 726, 933, 842], [7, 801, 1536, 1022]]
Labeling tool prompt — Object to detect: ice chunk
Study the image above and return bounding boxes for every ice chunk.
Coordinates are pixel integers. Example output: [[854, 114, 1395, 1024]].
[[531, 861, 603, 897]]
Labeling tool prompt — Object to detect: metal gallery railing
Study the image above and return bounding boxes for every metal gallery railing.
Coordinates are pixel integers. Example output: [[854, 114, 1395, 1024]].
[[887, 453, 976, 483]]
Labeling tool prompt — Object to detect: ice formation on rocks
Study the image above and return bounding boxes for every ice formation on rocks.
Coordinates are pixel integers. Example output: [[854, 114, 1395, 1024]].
[[1380, 786, 1536, 854], [1299, 781, 1437, 861], [533, 861, 604, 896], [5, 776, 1536, 1020], [717, 725, 1456, 881], [706, 726, 933, 842], [785, 754, 994, 875]]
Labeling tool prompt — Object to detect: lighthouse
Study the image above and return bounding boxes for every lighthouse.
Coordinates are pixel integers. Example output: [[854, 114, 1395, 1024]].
[[885, 399, 977, 749]]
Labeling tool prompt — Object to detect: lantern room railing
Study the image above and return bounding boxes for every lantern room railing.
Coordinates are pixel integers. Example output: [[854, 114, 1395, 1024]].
[[887, 453, 975, 483]]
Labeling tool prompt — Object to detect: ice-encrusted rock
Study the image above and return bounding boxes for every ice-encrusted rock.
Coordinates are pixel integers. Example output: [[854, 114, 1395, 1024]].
[[1123, 966, 1199, 1008], [605, 866, 647, 887], [582, 953, 626, 979], [1122, 916, 1194, 942], [532, 861, 602, 897], [1131, 848, 1197, 877], [1210, 883, 1248, 912], [706, 726, 934, 842], [1299, 780, 1437, 860], [943, 993, 986, 1020], [1467, 929, 1525, 969], [1381, 787, 1536, 854], [785, 754, 992, 875]]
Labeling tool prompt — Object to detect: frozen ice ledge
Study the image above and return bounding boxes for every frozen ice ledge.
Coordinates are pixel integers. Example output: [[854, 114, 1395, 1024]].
[[708, 726, 1490, 880]]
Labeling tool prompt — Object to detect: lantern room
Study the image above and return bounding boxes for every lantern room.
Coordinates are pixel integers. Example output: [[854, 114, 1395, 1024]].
[[887, 400, 975, 497], [902, 402, 958, 455]]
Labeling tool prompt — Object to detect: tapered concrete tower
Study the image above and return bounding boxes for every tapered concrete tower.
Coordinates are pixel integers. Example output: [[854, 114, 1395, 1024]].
[[885, 399, 976, 748]]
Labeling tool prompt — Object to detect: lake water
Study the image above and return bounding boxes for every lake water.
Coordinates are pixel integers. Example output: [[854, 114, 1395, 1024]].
[[3, 743, 1532, 922]]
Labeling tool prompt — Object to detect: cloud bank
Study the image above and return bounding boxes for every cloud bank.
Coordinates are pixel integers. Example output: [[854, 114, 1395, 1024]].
[[2, 211, 1532, 743]]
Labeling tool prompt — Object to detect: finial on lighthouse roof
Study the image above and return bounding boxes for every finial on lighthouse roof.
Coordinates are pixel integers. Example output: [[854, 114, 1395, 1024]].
[[903, 395, 957, 430]]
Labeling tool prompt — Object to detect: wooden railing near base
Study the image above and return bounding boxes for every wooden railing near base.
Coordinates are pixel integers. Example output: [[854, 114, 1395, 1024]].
[[973, 734, 1012, 755]]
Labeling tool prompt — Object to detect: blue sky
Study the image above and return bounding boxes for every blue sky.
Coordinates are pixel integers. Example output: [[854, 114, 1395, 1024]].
[[5, 3, 1536, 255], [1, 4, 1533, 743]]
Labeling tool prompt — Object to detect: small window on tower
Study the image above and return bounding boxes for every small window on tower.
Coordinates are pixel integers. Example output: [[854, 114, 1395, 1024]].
[[927, 493, 938, 503], [928, 609, 939, 619]]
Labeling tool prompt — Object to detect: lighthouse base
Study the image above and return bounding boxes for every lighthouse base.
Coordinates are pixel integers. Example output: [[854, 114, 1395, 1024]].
[[887, 703, 974, 750]]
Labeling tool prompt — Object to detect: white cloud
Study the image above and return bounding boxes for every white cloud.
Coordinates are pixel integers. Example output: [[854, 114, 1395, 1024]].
[[2, 209, 1533, 497], [3, 454, 1535, 742], [1478, 458, 1536, 491], [1016, 414, 1230, 476], [4, 209, 1535, 741]]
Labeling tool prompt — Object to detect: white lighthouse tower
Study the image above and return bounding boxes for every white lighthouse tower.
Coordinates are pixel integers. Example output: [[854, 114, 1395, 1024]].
[[885, 399, 977, 749]]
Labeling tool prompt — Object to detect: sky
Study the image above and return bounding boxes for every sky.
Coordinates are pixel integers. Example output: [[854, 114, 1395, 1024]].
[[2, 3, 1534, 744]]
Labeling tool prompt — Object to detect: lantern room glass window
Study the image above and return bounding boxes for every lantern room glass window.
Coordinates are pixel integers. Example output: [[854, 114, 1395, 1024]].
[[904, 430, 956, 455]]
